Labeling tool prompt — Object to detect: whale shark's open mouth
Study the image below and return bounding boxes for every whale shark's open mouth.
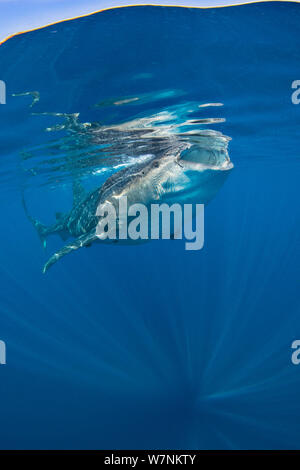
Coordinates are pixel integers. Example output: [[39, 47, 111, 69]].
[[179, 131, 233, 172], [179, 141, 233, 172]]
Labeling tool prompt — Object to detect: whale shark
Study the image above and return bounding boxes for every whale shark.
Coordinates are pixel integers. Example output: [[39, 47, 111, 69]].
[[23, 130, 233, 273]]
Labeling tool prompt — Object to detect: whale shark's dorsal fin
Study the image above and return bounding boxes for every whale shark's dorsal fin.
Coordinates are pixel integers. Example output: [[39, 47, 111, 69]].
[[43, 230, 97, 273], [72, 180, 86, 207]]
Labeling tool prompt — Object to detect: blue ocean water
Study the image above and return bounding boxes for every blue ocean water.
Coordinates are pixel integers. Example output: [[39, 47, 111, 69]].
[[0, 2, 299, 449]]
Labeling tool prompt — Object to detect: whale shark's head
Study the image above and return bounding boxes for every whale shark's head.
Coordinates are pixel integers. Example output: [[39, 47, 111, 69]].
[[119, 129, 233, 208], [155, 131, 233, 206]]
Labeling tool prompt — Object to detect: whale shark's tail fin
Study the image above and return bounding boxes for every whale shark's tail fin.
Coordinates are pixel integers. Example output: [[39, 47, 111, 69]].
[[22, 195, 65, 249], [22, 195, 49, 248]]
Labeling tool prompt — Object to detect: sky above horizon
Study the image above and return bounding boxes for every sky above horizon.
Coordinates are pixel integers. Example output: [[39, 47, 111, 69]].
[[0, 0, 296, 43]]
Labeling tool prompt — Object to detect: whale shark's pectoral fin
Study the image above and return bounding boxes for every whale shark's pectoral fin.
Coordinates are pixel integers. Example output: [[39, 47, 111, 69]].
[[43, 231, 97, 273]]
